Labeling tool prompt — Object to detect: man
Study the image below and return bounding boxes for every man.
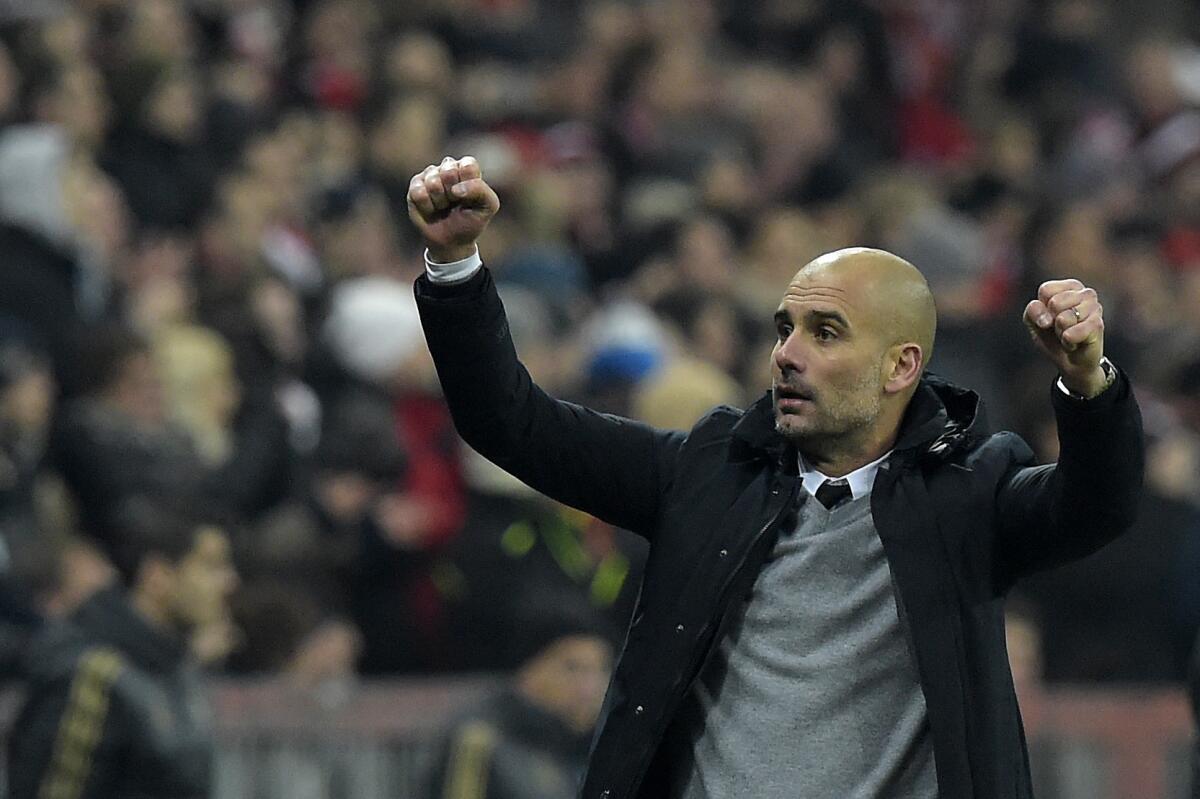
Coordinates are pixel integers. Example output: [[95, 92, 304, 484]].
[[409, 156, 1143, 798], [53, 325, 287, 546], [426, 597, 615, 799], [8, 503, 238, 799], [0, 124, 123, 393], [0, 330, 55, 551]]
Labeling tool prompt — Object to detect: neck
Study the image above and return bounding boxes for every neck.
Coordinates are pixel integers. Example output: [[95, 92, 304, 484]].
[[803, 444, 890, 478], [800, 419, 900, 477]]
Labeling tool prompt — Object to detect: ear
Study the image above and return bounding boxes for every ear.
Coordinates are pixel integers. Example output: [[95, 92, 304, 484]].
[[883, 343, 923, 395]]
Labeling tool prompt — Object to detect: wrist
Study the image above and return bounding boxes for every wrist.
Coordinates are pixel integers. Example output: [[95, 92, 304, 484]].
[[1059, 358, 1116, 399], [426, 243, 478, 264], [424, 245, 482, 285]]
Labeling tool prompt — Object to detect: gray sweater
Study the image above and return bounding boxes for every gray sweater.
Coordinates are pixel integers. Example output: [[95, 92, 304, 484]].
[[675, 492, 938, 798]]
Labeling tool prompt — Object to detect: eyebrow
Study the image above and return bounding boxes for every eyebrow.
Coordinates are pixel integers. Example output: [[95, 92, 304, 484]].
[[774, 309, 850, 328]]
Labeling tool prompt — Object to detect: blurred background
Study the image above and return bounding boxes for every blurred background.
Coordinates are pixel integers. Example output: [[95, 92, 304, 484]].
[[0, 0, 1196, 796]]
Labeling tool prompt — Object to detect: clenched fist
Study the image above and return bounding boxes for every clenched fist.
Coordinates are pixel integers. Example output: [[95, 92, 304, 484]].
[[407, 155, 500, 263], [1023, 279, 1108, 397]]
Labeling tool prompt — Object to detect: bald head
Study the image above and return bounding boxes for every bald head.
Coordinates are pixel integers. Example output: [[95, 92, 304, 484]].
[[771, 247, 937, 473], [794, 247, 937, 368]]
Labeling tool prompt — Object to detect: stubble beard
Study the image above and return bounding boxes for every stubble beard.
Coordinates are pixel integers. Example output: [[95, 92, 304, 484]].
[[774, 376, 883, 456]]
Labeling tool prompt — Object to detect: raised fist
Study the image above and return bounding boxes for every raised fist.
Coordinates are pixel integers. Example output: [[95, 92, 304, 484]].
[[1023, 279, 1108, 397], [406, 155, 500, 263]]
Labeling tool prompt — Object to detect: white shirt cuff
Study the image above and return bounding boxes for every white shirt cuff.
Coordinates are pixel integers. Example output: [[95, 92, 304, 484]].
[[1056, 357, 1116, 399], [424, 246, 483, 284]]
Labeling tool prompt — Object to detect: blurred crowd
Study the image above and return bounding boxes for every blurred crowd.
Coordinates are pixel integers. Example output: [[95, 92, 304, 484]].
[[0, 0, 1198, 700]]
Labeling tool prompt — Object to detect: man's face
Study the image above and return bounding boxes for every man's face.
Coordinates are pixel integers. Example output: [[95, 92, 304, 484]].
[[522, 635, 613, 735], [771, 264, 887, 446], [1, 368, 55, 434], [112, 352, 166, 427], [169, 527, 238, 631]]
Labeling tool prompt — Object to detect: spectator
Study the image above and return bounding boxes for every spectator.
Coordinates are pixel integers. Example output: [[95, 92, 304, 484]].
[[237, 392, 405, 663], [322, 276, 469, 672], [451, 455, 643, 671], [0, 0, 1189, 714], [632, 356, 745, 433], [228, 578, 361, 690], [52, 326, 204, 543], [0, 41, 19, 126], [424, 596, 615, 799], [0, 533, 115, 687], [7, 502, 237, 799], [154, 325, 242, 466], [1193, 631, 1200, 799], [53, 324, 289, 544], [0, 535, 53, 689], [0, 328, 55, 547], [102, 60, 214, 230], [0, 125, 126, 391], [19, 56, 110, 152]]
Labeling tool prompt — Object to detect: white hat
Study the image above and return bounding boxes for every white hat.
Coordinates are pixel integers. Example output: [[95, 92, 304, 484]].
[[322, 277, 424, 386]]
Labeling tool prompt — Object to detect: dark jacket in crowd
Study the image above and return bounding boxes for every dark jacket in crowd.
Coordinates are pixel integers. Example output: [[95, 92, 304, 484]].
[[8, 587, 213, 799], [0, 575, 42, 687], [415, 267, 1144, 799], [425, 688, 593, 799], [52, 394, 290, 545], [0, 222, 86, 393]]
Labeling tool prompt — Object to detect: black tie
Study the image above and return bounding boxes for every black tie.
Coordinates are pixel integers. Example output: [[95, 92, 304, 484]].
[[814, 480, 852, 510]]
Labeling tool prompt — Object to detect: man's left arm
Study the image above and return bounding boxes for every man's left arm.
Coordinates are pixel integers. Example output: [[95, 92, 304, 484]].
[[994, 279, 1145, 584]]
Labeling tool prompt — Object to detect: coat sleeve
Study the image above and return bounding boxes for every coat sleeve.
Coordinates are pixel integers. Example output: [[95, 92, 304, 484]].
[[993, 369, 1144, 586], [7, 648, 128, 799], [415, 269, 685, 539]]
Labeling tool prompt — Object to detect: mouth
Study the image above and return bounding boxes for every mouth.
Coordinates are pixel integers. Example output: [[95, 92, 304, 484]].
[[773, 385, 815, 411]]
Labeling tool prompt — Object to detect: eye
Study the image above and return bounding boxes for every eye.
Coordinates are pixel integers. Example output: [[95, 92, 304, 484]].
[[816, 326, 838, 341], [776, 323, 793, 342]]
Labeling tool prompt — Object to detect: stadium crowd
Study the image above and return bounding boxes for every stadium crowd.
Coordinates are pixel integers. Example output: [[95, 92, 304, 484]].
[[0, 0, 1196, 730]]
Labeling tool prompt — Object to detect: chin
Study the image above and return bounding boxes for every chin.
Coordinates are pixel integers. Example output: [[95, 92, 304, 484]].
[[774, 415, 808, 440]]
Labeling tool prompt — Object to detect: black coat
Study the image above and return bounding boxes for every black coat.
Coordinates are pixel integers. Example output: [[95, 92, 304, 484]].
[[7, 588, 213, 799], [415, 268, 1144, 799], [425, 688, 593, 799]]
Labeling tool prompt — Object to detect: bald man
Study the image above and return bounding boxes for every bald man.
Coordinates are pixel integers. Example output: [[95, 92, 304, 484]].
[[410, 158, 1143, 799]]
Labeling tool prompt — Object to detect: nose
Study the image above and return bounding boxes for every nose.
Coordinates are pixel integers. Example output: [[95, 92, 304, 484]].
[[774, 332, 806, 376]]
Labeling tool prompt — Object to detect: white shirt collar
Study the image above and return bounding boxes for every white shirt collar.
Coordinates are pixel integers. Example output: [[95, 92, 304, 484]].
[[798, 449, 892, 501]]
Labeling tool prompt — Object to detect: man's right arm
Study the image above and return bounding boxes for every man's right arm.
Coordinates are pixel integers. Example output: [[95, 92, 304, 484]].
[[409, 157, 684, 538], [416, 263, 684, 537]]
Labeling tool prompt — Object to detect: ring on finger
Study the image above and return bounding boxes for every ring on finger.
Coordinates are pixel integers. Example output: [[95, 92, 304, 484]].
[[1071, 307, 1082, 323]]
